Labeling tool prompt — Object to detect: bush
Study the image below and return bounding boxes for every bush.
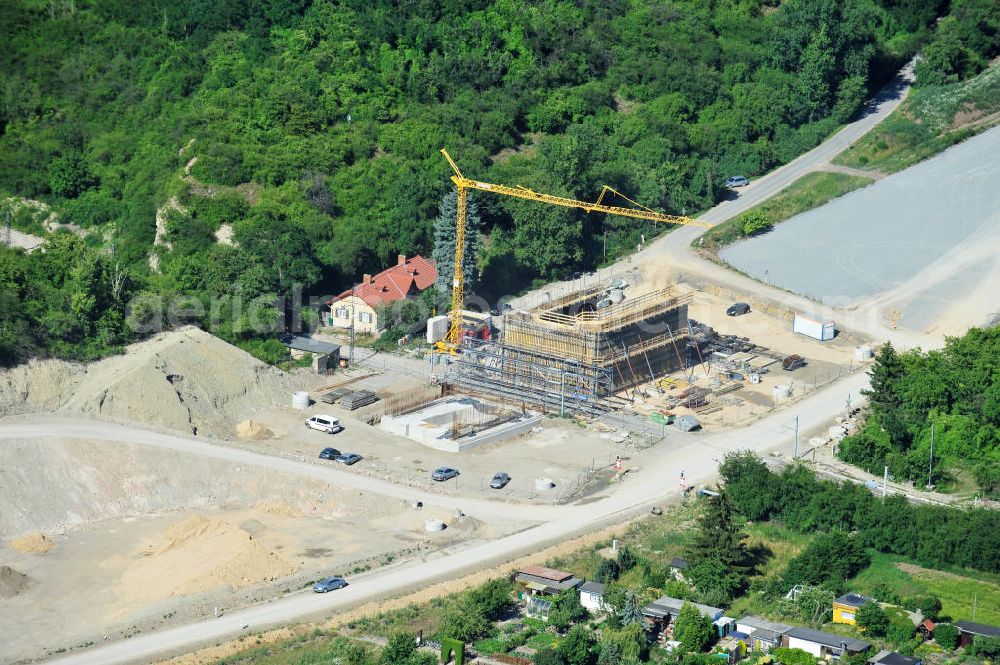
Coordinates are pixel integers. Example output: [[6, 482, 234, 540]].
[[595, 559, 620, 584], [856, 602, 890, 637], [739, 210, 772, 236], [773, 647, 820, 665], [616, 546, 637, 572], [934, 623, 959, 650]]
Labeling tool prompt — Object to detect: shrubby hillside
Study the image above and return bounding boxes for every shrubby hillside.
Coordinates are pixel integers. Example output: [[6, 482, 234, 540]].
[[839, 327, 1000, 496], [0, 0, 985, 364]]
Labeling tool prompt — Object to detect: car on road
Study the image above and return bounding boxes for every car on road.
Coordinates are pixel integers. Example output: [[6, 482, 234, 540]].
[[432, 466, 460, 482], [725, 175, 749, 188], [319, 447, 341, 460], [490, 472, 511, 489], [335, 452, 363, 465], [782, 354, 805, 371], [312, 576, 347, 593], [726, 302, 751, 316], [305, 415, 343, 434]]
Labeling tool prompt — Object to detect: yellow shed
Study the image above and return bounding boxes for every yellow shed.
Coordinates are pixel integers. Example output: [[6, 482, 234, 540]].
[[832, 593, 869, 625]]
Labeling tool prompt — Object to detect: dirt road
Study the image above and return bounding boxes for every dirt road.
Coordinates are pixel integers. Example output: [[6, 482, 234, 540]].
[[7, 370, 869, 665]]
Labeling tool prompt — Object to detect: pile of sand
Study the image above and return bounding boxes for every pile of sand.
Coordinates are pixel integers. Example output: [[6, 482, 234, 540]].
[[118, 515, 296, 604], [236, 419, 274, 440], [9, 532, 54, 554], [0, 326, 313, 438], [0, 565, 32, 599]]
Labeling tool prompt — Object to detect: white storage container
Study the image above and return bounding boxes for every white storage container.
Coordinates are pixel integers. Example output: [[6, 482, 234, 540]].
[[793, 313, 835, 341]]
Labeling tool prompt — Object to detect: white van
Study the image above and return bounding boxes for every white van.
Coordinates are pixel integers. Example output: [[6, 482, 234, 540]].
[[305, 415, 343, 434]]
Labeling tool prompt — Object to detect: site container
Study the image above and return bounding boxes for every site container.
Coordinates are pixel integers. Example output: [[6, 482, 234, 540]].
[[792, 313, 835, 341]]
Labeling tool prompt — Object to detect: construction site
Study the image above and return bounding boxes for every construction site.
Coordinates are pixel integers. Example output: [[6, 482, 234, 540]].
[[448, 281, 694, 416]]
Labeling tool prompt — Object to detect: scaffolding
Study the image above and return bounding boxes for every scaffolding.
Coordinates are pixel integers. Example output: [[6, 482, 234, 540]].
[[447, 282, 692, 415]]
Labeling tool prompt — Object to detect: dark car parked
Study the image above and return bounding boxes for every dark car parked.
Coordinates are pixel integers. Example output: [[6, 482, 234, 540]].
[[726, 302, 751, 316], [490, 472, 511, 489], [319, 447, 340, 460]]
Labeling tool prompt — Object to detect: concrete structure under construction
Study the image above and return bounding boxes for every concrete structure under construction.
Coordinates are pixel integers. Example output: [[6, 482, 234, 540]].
[[448, 282, 692, 414], [380, 395, 541, 452]]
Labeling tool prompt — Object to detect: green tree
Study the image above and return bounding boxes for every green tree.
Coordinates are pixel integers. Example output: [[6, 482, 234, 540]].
[[916, 595, 942, 620], [535, 648, 567, 665], [380, 631, 417, 665], [783, 532, 870, 587], [719, 450, 777, 521], [438, 599, 489, 642], [595, 559, 620, 584], [616, 546, 637, 573], [686, 488, 750, 602], [617, 589, 644, 627], [797, 26, 836, 121], [549, 588, 589, 631], [431, 189, 482, 297], [467, 578, 514, 622], [49, 153, 92, 198], [934, 623, 959, 650], [559, 625, 595, 665], [674, 602, 714, 653], [856, 602, 889, 637]]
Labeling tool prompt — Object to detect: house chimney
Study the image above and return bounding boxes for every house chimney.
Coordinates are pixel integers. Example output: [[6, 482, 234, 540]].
[[362, 274, 371, 284], [398, 254, 406, 266]]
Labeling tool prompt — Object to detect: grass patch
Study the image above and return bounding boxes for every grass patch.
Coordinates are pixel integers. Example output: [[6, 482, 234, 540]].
[[836, 62, 1000, 173], [213, 634, 377, 665], [850, 552, 1000, 626], [694, 171, 873, 252]]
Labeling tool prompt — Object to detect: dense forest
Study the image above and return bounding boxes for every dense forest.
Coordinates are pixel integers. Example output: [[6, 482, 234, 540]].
[[838, 327, 1000, 496], [1, 0, 996, 364]]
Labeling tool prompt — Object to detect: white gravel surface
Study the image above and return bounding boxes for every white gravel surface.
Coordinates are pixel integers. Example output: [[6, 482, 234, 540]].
[[720, 125, 1000, 304]]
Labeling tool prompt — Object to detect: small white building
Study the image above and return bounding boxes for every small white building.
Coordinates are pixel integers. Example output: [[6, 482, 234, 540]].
[[579, 581, 606, 613], [793, 313, 835, 341]]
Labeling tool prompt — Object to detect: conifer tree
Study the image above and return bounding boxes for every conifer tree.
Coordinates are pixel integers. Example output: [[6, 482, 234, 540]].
[[432, 190, 482, 297]]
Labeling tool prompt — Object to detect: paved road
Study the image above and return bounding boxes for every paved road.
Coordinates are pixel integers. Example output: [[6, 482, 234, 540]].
[[9, 61, 918, 665], [4, 372, 869, 665], [513, 60, 928, 349]]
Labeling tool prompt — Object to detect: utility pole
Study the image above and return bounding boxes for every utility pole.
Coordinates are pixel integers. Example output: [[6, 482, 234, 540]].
[[349, 285, 356, 366], [784, 416, 800, 459], [883, 466, 888, 498], [4, 208, 10, 248]]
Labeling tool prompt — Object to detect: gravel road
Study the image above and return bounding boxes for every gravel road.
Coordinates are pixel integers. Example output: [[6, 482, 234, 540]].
[[3, 370, 870, 665]]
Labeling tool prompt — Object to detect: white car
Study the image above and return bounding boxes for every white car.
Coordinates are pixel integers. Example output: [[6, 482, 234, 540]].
[[305, 415, 343, 434]]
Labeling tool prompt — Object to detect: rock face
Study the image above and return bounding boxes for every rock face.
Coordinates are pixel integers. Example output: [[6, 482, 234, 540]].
[[0, 326, 313, 439]]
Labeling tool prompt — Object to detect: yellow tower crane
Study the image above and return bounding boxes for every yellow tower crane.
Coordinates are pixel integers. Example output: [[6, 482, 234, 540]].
[[437, 148, 710, 353]]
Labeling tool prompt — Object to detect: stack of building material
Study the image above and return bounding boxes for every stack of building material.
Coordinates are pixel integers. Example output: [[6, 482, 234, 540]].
[[340, 390, 379, 410], [320, 388, 351, 404]]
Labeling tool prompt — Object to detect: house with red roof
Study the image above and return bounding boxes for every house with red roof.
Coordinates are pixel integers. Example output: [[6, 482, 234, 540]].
[[324, 255, 436, 334]]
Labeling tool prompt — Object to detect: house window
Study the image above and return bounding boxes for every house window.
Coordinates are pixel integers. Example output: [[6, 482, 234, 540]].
[[335, 307, 348, 319], [841, 611, 855, 621], [359, 312, 373, 323]]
